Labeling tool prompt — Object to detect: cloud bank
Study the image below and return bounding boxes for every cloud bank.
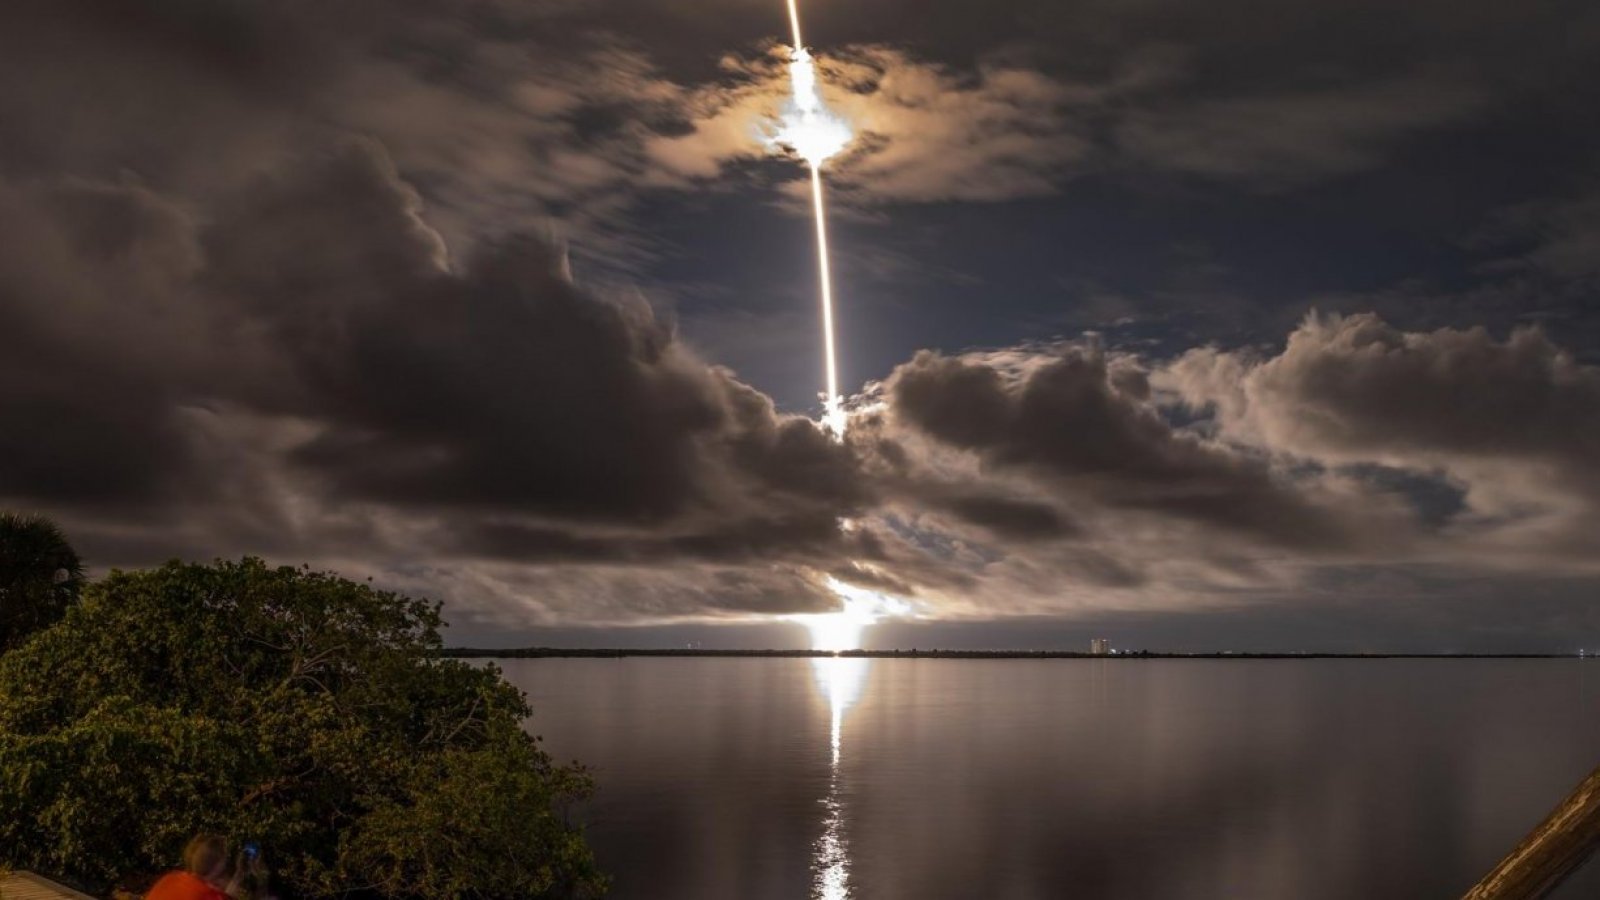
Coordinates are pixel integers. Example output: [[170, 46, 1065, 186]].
[[10, 148, 1598, 631]]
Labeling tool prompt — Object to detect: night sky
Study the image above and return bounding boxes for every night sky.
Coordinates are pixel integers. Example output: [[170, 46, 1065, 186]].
[[4, 0, 1600, 650]]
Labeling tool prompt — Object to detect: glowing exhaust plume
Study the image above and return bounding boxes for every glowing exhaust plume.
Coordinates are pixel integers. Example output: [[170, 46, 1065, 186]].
[[773, 46, 852, 167], [789, 576, 912, 652], [771, 0, 853, 437]]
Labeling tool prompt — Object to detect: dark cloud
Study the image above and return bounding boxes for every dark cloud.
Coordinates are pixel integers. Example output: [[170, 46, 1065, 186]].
[[0, 140, 867, 618], [1114, 74, 1484, 188], [0, 179, 207, 504], [935, 495, 1078, 542], [884, 345, 1381, 552], [0, 0, 1553, 266], [1168, 313, 1600, 483], [1477, 187, 1600, 283], [209, 144, 866, 535]]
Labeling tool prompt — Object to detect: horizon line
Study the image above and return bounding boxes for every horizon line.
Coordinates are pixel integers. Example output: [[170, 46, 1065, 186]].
[[437, 647, 1592, 659]]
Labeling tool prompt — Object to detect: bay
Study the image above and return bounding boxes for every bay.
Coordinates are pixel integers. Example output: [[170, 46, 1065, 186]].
[[499, 657, 1600, 899]]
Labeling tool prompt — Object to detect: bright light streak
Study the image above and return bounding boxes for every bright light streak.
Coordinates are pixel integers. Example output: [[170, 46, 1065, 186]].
[[769, 0, 853, 437], [769, 0, 850, 169], [773, 9, 872, 896], [790, 576, 912, 652], [809, 655, 867, 899], [786, 0, 804, 48], [810, 166, 845, 437], [803, 602, 870, 654], [812, 656, 867, 758], [772, 48, 853, 168]]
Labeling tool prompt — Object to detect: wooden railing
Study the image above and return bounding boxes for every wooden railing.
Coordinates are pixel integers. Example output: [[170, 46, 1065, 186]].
[[1463, 765, 1600, 899]]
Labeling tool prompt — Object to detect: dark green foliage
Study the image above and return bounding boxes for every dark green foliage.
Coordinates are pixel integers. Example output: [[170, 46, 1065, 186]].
[[0, 512, 85, 652], [0, 558, 604, 898]]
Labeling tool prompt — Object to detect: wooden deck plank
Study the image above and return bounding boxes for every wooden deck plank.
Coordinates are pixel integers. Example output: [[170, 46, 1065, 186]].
[[0, 871, 97, 900]]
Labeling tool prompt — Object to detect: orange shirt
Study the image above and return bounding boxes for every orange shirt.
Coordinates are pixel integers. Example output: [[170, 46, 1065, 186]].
[[145, 871, 229, 900]]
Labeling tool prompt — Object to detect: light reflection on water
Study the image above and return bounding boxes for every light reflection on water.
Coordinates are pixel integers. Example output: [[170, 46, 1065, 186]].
[[809, 657, 869, 900], [501, 657, 1600, 899]]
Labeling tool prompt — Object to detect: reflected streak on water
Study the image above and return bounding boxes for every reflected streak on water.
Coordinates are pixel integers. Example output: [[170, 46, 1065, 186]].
[[501, 657, 1600, 899], [810, 656, 869, 900]]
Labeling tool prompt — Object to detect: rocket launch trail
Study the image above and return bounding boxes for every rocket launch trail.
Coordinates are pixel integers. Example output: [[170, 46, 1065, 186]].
[[808, 164, 842, 435], [776, 0, 852, 436], [786, 0, 805, 52]]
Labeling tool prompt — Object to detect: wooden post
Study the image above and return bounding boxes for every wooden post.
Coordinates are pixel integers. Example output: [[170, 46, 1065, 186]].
[[1463, 764, 1600, 900]]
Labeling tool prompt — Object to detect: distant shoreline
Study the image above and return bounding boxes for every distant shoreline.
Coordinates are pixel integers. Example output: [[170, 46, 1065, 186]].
[[439, 648, 1584, 660]]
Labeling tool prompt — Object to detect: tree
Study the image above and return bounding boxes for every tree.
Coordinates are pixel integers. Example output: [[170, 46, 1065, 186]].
[[0, 558, 605, 898], [0, 512, 85, 652]]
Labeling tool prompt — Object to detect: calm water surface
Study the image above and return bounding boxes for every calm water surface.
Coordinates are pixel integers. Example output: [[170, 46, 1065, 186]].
[[500, 658, 1600, 899]]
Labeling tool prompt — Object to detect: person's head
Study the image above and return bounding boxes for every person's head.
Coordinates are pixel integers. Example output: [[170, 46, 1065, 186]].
[[182, 834, 231, 885]]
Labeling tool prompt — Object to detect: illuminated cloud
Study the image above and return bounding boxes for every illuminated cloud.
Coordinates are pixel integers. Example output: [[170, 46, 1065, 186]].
[[644, 45, 1096, 203], [1163, 313, 1600, 567]]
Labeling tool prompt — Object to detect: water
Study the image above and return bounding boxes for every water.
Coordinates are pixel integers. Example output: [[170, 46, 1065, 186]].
[[499, 657, 1600, 899]]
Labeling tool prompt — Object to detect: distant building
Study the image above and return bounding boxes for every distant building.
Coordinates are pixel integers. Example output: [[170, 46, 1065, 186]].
[[1090, 638, 1110, 656]]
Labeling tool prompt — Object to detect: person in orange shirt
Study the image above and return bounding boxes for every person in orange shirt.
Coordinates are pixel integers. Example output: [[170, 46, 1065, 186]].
[[145, 835, 233, 900]]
